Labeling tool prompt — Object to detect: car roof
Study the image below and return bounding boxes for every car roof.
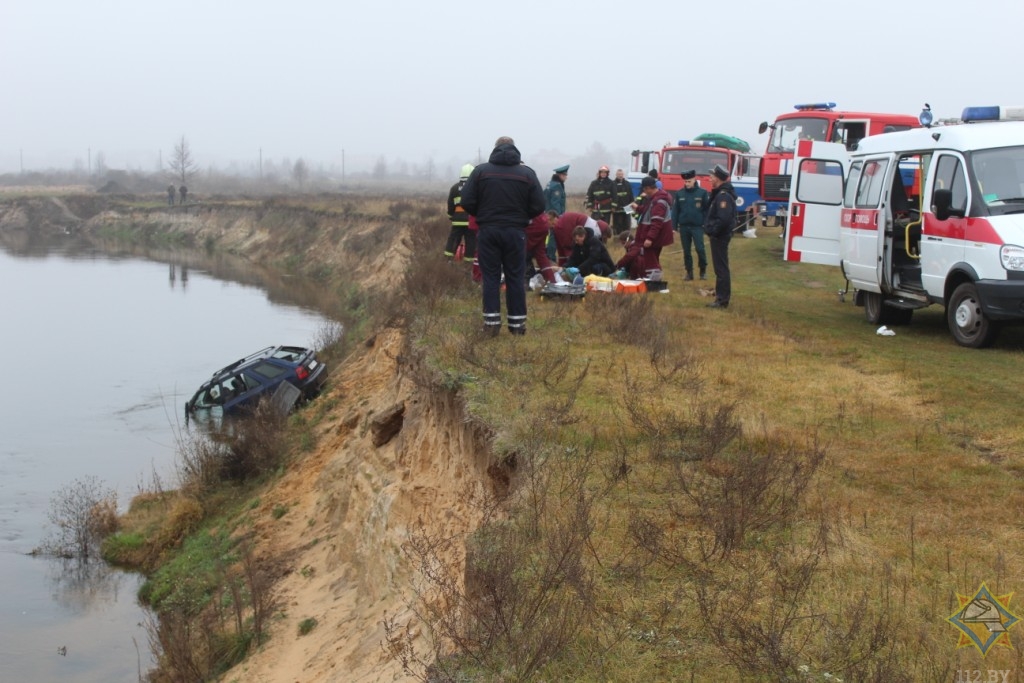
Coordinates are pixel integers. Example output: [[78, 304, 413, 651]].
[[854, 121, 1024, 156], [200, 346, 309, 386]]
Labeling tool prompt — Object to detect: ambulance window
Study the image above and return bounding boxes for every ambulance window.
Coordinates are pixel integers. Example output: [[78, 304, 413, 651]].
[[934, 155, 968, 213], [972, 149, 1023, 206], [796, 158, 843, 205], [855, 159, 890, 208], [846, 162, 863, 206]]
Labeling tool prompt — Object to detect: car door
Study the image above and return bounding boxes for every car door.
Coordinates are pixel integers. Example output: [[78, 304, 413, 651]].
[[921, 153, 970, 297], [785, 140, 848, 266]]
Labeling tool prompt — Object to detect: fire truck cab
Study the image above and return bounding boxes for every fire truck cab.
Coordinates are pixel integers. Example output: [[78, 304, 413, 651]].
[[758, 102, 920, 224], [630, 136, 761, 231], [785, 105, 1024, 348]]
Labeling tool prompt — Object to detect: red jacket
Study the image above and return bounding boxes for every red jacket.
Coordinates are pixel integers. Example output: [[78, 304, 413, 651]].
[[552, 212, 591, 260], [636, 189, 674, 248]]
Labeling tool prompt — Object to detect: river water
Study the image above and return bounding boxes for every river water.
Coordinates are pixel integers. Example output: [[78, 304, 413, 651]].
[[0, 237, 333, 681]]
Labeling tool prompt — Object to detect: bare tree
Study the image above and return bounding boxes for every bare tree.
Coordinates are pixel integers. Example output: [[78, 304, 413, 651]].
[[292, 158, 309, 191], [372, 155, 388, 179], [168, 135, 198, 186]]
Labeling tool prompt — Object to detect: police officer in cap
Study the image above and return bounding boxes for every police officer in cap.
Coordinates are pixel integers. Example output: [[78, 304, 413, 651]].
[[672, 169, 709, 280], [703, 164, 737, 308]]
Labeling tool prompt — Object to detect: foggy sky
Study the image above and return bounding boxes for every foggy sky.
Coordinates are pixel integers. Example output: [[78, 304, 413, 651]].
[[2, 0, 1020, 177]]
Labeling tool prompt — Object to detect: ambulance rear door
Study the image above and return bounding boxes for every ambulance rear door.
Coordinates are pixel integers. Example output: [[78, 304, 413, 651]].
[[785, 140, 849, 265]]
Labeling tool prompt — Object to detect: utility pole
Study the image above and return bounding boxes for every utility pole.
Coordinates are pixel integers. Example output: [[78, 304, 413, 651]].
[[342, 148, 345, 183], [19, 149, 23, 174], [259, 147, 263, 180], [88, 147, 91, 177]]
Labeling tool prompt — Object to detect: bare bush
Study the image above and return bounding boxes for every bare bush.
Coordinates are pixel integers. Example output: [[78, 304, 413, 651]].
[[388, 431, 604, 682], [41, 475, 118, 561]]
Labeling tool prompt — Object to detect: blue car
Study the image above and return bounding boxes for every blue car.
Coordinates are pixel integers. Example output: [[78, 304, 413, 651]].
[[186, 345, 328, 418]]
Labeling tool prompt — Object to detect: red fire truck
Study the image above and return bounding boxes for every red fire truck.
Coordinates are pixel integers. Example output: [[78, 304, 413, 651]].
[[756, 102, 920, 224]]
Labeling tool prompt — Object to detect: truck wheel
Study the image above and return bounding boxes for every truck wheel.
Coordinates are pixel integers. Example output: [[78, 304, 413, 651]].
[[863, 291, 884, 324], [947, 282, 1000, 348], [864, 292, 914, 325]]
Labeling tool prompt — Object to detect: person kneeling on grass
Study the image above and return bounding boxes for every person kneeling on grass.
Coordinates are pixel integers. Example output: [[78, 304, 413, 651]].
[[564, 225, 616, 277]]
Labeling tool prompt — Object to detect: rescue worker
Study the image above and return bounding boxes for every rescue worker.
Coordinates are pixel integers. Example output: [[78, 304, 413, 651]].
[[549, 210, 609, 264], [544, 164, 569, 262], [610, 168, 635, 237], [564, 225, 615, 277], [461, 136, 546, 337], [615, 175, 673, 279], [586, 165, 615, 224], [525, 213, 559, 284], [544, 164, 569, 215], [445, 163, 476, 260], [704, 164, 737, 309], [167, 184, 176, 206], [671, 170, 709, 280]]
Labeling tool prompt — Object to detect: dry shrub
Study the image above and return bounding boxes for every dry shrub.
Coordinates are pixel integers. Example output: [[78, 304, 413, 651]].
[[219, 400, 287, 481], [153, 496, 204, 553], [41, 475, 118, 561]]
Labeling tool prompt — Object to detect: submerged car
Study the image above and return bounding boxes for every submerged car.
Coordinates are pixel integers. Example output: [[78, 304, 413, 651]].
[[185, 345, 328, 418]]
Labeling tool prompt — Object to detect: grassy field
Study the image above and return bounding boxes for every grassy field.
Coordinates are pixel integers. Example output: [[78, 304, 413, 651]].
[[405, 219, 1024, 681]]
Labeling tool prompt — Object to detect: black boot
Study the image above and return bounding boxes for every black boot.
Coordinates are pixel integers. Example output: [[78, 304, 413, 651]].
[[684, 270, 694, 281], [699, 268, 707, 280]]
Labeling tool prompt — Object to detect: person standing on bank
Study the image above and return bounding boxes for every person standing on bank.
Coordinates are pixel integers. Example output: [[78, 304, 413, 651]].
[[586, 165, 615, 224], [615, 175, 673, 279], [179, 184, 188, 205], [672, 170, 709, 280], [461, 136, 546, 336], [167, 184, 176, 206], [445, 163, 476, 259], [610, 168, 635, 237], [544, 164, 569, 261], [704, 164, 737, 309]]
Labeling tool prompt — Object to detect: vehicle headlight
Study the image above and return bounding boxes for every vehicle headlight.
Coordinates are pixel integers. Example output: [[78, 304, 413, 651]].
[[1001, 244, 1024, 271]]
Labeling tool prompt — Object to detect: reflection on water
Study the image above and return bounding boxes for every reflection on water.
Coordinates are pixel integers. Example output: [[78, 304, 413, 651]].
[[0, 233, 334, 681]]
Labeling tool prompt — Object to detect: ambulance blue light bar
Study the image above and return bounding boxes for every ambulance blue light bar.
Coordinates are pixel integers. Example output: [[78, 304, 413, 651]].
[[794, 102, 836, 111], [676, 140, 716, 147], [962, 106, 1024, 122]]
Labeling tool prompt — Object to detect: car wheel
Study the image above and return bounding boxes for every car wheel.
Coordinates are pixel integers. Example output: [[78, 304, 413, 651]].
[[947, 282, 1000, 348]]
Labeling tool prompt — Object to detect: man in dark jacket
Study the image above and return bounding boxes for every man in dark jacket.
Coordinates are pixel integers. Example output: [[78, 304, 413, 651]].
[[703, 164, 737, 309], [565, 226, 615, 276], [461, 137, 546, 336], [610, 168, 635, 236], [671, 169, 709, 280]]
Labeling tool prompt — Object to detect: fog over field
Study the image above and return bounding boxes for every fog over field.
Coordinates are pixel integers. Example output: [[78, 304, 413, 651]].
[[2, 0, 1020, 179]]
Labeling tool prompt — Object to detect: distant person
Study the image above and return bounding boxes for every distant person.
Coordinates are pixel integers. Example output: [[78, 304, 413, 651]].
[[167, 184, 176, 206], [586, 166, 614, 224], [610, 168, 634, 237], [178, 184, 188, 205], [647, 168, 662, 190], [461, 136, 546, 336], [544, 164, 569, 216], [445, 163, 476, 260], [672, 170, 709, 280], [704, 164, 737, 309], [543, 164, 569, 262]]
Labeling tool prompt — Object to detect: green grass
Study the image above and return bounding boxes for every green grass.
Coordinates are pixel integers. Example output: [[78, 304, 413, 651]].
[[404, 222, 1024, 680]]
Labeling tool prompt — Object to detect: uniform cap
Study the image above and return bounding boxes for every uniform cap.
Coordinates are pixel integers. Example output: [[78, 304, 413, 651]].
[[460, 163, 475, 179], [599, 165, 609, 172], [554, 164, 570, 174], [681, 170, 696, 180], [709, 164, 730, 181]]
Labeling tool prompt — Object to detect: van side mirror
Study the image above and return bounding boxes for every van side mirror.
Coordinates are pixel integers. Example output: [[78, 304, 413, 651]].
[[932, 188, 965, 221], [758, 121, 769, 135]]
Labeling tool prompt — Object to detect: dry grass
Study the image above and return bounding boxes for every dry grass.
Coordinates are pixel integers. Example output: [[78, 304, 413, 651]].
[[409, 220, 1024, 679]]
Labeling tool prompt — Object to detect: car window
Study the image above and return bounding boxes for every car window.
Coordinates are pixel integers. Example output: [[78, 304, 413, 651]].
[[250, 361, 288, 381]]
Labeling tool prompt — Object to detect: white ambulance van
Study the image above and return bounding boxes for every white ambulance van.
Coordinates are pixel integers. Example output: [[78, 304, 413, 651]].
[[784, 106, 1024, 348]]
